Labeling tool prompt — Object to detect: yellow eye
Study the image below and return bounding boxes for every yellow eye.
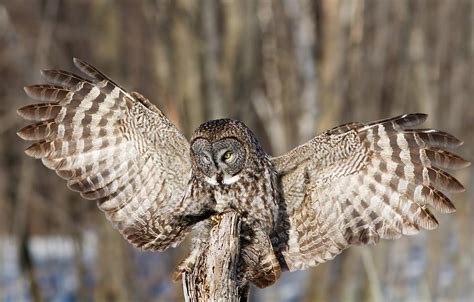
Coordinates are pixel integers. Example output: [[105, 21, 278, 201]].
[[223, 151, 233, 160]]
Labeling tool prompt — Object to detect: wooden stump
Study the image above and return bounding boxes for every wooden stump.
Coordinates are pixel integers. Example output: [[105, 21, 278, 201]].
[[182, 211, 248, 301]]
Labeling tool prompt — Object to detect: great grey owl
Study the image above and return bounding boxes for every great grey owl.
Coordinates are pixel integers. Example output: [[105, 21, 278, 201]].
[[17, 59, 469, 288]]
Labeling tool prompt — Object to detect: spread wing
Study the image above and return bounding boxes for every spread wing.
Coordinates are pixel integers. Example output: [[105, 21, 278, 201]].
[[17, 59, 193, 251], [272, 114, 470, 271]]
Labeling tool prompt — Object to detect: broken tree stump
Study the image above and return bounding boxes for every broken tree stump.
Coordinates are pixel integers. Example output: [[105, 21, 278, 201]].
[[182, 211, 249, 301]]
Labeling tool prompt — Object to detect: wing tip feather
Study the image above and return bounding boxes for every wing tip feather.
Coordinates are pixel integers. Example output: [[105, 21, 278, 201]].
[[23, 85, 35, 98], [39, 69, 56, 81], [17, 126, 30, 140], [24, 145, 39, 158], [395, 112, 428, 128], [72, 57, 83, 67], [17, 106, 30, 120], [400, 112, 428, 124], [73, 58, 91, 73]]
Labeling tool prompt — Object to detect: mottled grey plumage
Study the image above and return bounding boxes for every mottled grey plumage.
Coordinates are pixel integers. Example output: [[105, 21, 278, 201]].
[[17, 59, 470, 288]]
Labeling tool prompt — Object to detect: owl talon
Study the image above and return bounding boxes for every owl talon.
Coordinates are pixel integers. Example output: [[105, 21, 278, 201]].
[[172, 246, 204, 282], [172, 257, 196, 282], [172, 263, 191, 281], [210, 214, 223, 225]]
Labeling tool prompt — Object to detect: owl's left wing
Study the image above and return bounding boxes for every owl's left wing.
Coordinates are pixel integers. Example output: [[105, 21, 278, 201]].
[[17, 59, 197, 251], [271, 114, 470, 271]]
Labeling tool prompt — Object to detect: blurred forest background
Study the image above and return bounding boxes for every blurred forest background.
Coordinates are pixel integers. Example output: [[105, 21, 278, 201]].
[[0, 0, 473, 301]]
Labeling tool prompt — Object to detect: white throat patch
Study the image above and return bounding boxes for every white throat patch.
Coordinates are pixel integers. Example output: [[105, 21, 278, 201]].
[[223, 175, 241, 185], [205, 176, 218, 186], [205, 175, 241, 185]]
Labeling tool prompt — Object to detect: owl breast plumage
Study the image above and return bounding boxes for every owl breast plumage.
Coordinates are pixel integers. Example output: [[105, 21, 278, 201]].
[[17, 59, 470, 288], [188, 119, 280, 232]]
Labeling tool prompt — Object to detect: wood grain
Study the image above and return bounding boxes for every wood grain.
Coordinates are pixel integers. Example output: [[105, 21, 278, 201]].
[[182, 212, 248, 301]]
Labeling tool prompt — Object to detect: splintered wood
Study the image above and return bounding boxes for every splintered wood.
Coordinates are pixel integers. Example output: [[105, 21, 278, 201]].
[[182, 211, 248, 301]]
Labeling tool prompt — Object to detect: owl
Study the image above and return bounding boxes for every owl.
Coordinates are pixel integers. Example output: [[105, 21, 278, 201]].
[[17, 59, 469, 288]]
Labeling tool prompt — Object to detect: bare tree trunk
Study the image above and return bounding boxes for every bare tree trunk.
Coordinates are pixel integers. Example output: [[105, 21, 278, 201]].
[[182, 212, 247, 301], [13, 158, 42, 302], [93, 217, 131, 302]]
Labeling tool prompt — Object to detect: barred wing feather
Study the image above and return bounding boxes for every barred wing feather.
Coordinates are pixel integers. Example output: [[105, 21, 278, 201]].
[[272, 114, 469, 271], [17, 59, 192, 251]]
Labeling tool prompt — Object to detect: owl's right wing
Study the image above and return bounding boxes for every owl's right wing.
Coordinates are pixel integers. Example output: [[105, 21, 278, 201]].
[[271, 114, 469, 271], [17, 59, 195, 251]]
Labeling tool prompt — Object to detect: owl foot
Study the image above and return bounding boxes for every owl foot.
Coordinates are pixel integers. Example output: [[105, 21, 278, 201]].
[[210, 213, 224, 225], [172, 248, 201, 282], [171, 264, 187, 281]]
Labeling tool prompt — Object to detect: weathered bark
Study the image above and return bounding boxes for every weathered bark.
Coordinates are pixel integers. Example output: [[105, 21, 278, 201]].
[[182, 212, 247, 302]]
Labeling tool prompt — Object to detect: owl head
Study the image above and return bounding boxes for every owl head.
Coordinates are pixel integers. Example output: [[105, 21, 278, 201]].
[[190, 119, 263, 185]]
